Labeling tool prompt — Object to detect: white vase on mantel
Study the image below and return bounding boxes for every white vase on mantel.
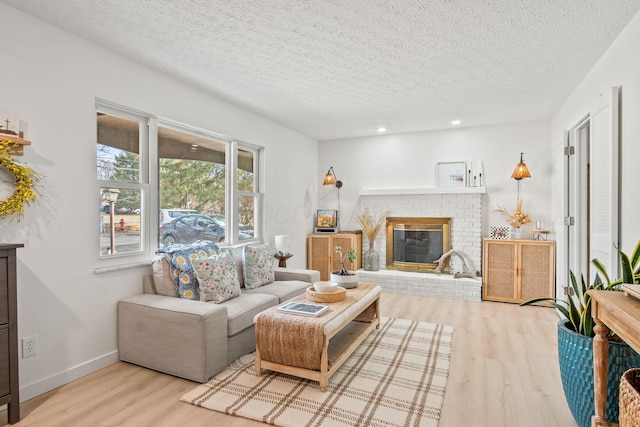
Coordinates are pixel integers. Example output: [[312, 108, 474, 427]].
[[330, 270, 359, 289], [511, 228, 522, 239]]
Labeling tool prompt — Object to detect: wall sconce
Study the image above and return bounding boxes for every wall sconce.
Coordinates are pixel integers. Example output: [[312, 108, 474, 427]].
[[511, 153, 532, 180], [323, 166, 343, 188], [511, 153, 531, 201], [322, 166, 342, 230]]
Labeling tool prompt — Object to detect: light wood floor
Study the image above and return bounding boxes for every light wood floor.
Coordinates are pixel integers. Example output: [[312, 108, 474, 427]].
[[1, 293, 577, 427]]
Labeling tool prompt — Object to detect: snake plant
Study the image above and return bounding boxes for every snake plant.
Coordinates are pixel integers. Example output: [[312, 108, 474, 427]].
[[521, 240, 640, 337]]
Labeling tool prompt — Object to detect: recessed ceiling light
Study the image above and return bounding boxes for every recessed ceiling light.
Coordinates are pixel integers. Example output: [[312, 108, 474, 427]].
[[377, 127, 387, 132], [451, 120, 462, 125]]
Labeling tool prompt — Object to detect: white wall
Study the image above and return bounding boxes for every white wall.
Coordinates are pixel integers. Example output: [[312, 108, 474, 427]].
[[551, 9, 640, 292], [318, 121, 552, 238], [0, 4, 318, 400]]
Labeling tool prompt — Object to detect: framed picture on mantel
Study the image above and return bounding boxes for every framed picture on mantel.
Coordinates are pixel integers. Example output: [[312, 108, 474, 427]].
[[436, 161, 467, 187]]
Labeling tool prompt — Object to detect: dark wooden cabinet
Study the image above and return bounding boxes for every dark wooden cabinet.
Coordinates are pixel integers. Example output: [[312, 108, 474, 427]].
[[0, 244, 22, 424]]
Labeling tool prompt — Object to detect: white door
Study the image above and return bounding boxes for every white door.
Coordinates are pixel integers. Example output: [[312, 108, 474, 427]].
[[564, 122, 590, 287], [564, 87, 619, 289], [589, 87, 620, 279]]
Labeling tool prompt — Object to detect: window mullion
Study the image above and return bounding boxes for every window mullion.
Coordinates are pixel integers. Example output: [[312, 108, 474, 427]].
[[148, 118, 159, 243], [228, 140, 239, 244]]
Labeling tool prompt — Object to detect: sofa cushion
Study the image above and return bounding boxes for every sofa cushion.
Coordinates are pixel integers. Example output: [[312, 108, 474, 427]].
[[222, 292, 278, 336], [156, 240, 219, 300], [151, 256, 179, 297], [192, 251, 241, 304], [243, 243, 275, 289], [242, 280, 310, 303]]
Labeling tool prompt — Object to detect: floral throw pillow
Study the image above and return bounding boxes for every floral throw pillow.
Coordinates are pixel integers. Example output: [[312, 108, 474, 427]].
[[243, 243, 275, 289], [156, 240, 219, 300], [192, 251, 241, 304]]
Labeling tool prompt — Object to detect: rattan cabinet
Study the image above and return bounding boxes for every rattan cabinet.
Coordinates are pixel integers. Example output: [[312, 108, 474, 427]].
[[482, 238, 555, 304], [307, 233, 362, 281]]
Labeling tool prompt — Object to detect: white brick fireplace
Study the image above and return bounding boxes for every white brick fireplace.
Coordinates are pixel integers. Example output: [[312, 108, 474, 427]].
[[352, 187, 484, 300]]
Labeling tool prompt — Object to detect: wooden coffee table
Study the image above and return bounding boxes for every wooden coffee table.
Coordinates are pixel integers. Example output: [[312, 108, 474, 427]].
[[254, 283, 380, 391]]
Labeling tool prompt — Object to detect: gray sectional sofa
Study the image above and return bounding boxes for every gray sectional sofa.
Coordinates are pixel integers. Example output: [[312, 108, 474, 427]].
[[117, 246, 320, 383]]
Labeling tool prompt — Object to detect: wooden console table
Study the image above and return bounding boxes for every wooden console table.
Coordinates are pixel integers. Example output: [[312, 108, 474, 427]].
[[588, 288, 640, 427]]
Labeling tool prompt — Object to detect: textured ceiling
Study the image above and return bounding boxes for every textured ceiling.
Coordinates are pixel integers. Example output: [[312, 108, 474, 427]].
[[3, 0, 640, 141]]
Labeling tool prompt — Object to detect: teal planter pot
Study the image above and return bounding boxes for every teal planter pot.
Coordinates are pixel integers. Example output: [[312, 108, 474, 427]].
[[557, 319, 640, 427]]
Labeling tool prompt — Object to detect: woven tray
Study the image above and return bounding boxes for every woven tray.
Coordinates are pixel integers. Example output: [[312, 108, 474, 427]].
[[306, 286, 347, 303], [620, 368, 640, 427]]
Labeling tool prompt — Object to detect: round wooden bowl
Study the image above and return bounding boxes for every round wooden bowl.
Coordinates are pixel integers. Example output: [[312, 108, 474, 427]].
[[306, 286, 347, 303]]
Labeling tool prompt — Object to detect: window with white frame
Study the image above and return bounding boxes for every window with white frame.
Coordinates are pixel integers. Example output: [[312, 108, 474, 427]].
[[236, 146, 259, 241], [96, 100, 262, 263], [97, 108, 147, 257]]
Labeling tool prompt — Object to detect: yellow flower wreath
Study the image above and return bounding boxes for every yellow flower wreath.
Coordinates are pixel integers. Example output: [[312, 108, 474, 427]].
[[0, 140, 41, 221]]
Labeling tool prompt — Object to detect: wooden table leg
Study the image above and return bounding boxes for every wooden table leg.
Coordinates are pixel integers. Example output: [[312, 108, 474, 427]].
[[255, 347, 262, 376], [592, 317, 613, 427], [320, 336, 329, 391]]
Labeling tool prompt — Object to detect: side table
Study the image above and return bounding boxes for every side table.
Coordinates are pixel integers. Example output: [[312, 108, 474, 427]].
[[274, 253, 293, 267]]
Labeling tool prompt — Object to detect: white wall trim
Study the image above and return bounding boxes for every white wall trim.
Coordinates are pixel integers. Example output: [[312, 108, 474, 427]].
[[20, 351, 119, 402]]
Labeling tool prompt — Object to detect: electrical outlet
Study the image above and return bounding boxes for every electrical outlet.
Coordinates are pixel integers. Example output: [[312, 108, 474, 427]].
[[22, 335, 37, 358]]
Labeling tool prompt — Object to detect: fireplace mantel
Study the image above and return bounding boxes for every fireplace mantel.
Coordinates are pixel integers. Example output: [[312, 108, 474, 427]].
[[360, 186, 486, 196]]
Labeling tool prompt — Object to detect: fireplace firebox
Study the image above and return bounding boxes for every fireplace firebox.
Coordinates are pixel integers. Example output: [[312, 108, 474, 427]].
[[386, 217, 451, 273]]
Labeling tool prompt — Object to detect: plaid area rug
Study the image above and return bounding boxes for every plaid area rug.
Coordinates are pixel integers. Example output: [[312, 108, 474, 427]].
[[181, 317, 453, 427]]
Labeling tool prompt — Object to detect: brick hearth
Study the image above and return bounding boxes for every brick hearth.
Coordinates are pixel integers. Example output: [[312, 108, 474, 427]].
[[358, 269, 482, 300]]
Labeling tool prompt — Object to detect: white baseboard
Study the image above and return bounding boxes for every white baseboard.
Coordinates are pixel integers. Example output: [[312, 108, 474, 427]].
[[20, 351, 120, 402]]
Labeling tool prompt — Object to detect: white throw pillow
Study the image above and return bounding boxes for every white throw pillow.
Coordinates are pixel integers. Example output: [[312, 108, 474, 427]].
[[151, 256, 179, 297]]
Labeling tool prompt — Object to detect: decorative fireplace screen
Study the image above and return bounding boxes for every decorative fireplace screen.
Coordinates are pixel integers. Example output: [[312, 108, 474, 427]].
[[386, 217, 451, 273]]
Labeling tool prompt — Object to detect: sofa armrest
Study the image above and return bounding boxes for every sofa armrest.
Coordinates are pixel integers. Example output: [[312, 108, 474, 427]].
[[274, 267, 320, 283], [118, 294, 228, 383]]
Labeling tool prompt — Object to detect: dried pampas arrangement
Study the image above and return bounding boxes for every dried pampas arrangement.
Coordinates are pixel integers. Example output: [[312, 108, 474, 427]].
[[356, 209, 389, 245]]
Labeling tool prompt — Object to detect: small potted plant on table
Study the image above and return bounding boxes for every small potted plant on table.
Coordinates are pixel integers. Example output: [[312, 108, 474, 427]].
[[330, 245, 358, 289]]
